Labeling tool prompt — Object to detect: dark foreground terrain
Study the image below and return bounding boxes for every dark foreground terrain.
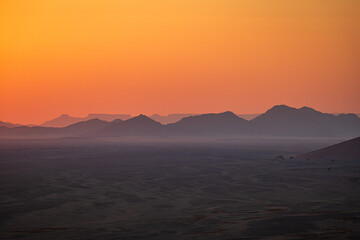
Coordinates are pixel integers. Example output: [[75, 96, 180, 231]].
[[0, 138, 359, 239]]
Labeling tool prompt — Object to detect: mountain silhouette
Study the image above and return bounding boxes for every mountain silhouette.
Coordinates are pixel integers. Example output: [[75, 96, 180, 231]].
[[0, 119, 109, 137], [236, 114, 260, 120], [93, 115, 164, 137], [110, 119, 124, 124], [149, 114, 197, 124], [42, 113, 131, 127], [297, 136, 360, 160], [0, 120, 22, 128], [1, 105, 360, 138], [250, 105, 360, 137], [0, 126, 60, 137], [63, 118, 110, 135], [167, 111, 249, 135]]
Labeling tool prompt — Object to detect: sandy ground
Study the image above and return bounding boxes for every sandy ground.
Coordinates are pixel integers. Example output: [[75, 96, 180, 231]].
[[0, 137, 359, 239]]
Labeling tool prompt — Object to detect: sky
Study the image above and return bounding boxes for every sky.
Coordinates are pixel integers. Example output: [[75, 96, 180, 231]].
[[0, 0, 359, 124]]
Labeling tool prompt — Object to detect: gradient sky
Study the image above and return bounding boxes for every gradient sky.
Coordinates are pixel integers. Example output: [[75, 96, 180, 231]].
[[1, 0, 359, 124]]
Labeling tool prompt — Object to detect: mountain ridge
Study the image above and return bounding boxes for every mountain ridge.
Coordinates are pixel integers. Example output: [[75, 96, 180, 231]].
[[41, 113, 132, 127], [1, 105, 360, 138], [167, 111, 249, 136], [250, 105, 360, 137], [0, 120, 22, 128]]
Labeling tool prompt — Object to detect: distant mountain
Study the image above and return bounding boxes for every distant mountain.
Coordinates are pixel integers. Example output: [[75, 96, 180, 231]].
[[86, 114, 131, 122], [92, 115, 164, 137], [1, 105, 360, 139], [333, 113, 360, 118], [236, 114, 260, 121], [42, 114, 132, 127], [250, 105, 360, 137], [0, 119, 110, 138], [149, 114, 197, 124], [63, 118, 110, 135], [0, 120, 22, 128], [167, 111, 249, 135], [149, 113, 261, 124], [297, 136, 360, 160], [0, 126, 61, 137], [110, 119, 124, 124], [41, 114, 85, 127]]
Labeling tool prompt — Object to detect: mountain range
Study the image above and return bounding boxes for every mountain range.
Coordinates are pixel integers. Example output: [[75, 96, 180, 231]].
[[40, 113, 258, 127], [1, 105, 360, 138], [41, 113, 132, 127], [0, 120, 22, 128]]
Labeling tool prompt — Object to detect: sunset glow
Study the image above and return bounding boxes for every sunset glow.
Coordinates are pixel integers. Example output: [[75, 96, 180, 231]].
[[1, 0, 359, 124]]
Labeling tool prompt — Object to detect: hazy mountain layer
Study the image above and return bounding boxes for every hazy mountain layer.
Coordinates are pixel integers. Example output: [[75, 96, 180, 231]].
[[41, 114, 132, 127], [1, 105, 360, 138], [0, 121, 22, 128]]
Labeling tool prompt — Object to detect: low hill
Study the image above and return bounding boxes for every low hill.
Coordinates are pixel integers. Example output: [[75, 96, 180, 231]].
[[297, 137, 360, 160]]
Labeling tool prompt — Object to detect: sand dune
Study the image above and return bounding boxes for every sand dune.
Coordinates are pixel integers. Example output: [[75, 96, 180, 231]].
[[297, 136, 360, 160]]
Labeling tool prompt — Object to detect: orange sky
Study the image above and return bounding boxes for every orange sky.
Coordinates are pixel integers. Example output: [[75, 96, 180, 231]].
[[1, 0, 359, 124]]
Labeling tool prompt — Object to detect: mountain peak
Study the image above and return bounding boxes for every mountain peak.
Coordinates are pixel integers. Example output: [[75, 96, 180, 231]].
[[169, 111, 248, 135], [220, 111, 237, 116], [265, 105, 322, 116], [84, 118, 103, 123], [299, 106, 313, 110], [111, 119, 124, 124], [133, 114, 150, 120], [299, 106, 319, 113], [65, 118, 107, 128], [177, 111, 243, 123], [125, 114, 162, 125], [337, 113, 359, 120], [255, 105, 325, 121], [269, 105, 294, 111]]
